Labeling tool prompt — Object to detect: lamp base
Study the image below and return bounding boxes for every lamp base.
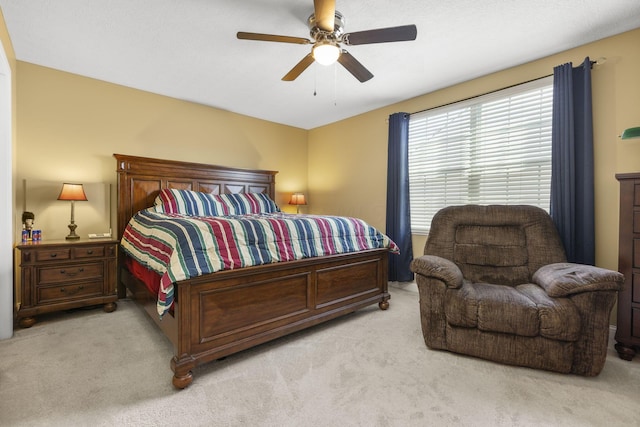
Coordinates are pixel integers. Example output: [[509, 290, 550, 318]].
[[66, 223, 80, 240]]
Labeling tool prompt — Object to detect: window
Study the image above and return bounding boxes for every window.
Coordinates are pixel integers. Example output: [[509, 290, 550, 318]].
[[408, 77, 553, 234]]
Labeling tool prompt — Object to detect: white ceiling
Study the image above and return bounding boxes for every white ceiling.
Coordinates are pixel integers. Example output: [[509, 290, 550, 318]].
[[1, 0, 640, 130]]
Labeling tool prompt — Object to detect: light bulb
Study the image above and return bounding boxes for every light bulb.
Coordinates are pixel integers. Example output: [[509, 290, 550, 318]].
[[312, 43, 340, 66]]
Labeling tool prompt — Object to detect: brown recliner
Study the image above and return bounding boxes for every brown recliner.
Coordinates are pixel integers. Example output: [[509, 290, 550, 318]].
[[410, 205, 624, 376]]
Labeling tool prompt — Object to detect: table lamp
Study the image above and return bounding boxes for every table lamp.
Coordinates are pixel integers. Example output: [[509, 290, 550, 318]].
[[57, 183, 88, 240], [289, 193, 307, 214]]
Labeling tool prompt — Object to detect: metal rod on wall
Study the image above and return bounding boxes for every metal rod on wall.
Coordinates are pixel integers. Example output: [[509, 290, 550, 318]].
[[407, 56, 606, 117]]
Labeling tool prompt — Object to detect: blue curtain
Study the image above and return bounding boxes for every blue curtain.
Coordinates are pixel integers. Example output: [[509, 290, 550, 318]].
[[386, 112, 414, 282], [550, 57, 595, 265]]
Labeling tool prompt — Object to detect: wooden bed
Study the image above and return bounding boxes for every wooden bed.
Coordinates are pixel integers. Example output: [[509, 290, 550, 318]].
[[114, 154, 391, 389]]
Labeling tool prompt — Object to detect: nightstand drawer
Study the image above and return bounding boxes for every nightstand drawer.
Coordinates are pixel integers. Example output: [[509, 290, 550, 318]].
[[73, 245, 108, 259], [37, 281, 103, 304], [38, 263, 103, 285], [34, 248, 71, 262]]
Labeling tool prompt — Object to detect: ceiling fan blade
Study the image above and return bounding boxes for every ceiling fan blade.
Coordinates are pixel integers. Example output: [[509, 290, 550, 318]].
[[282, 53, 315, 81], [337, 50, 373, 83], [237, 32, 310, 45], [314, 0, 336, 32], [343, 24, 417, 45]]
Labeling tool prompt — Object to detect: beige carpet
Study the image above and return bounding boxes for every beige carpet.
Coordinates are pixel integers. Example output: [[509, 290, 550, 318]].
[[1, 285, 639, 427]]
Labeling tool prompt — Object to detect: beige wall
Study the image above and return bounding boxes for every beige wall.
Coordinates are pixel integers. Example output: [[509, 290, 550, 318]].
[[309, 28, 640, 276], [15, 63, 309, 239], [15, 28, 640, 267], [10, 23, 640, 326]]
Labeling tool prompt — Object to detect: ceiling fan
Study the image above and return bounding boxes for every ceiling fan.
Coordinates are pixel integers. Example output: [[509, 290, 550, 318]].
[[237, 0, 417, 83]]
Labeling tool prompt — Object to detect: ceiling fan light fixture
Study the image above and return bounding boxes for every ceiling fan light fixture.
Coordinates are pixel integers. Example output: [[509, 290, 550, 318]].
[[312, 42, 341, 65], [237, 1, 417, 82]]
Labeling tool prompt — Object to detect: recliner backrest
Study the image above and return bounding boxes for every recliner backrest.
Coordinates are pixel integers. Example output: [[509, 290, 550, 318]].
[[425, 205, 567, 286]]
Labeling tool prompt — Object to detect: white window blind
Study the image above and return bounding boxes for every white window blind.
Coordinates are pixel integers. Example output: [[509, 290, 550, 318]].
[[408, 77, 553, 234]]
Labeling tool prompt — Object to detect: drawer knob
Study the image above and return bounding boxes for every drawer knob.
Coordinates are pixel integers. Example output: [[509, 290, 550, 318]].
[[50, 253, 57, 258], [86, 250, 93, 255]]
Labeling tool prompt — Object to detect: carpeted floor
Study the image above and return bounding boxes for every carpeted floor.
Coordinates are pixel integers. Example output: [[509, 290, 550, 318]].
[[1, 284, 639, 427]]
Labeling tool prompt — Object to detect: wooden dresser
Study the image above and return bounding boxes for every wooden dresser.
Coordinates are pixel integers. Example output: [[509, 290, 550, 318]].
[[16, 239, 118, 328], [615, 173, 640, 360]]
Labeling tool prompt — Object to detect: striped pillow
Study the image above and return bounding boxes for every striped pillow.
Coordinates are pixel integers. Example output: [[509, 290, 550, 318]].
[[154, 189, 279, 216], [154, 189, 230, 216], [217, 192, 280, 215]]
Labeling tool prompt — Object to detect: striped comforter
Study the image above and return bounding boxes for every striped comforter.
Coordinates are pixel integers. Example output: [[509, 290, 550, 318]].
[[121, 208, 399, 317]]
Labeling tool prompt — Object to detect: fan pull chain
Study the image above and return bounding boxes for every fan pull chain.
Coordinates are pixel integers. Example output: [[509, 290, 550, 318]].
[[333, 63, 338, 106], [313, 63, 317, 96]]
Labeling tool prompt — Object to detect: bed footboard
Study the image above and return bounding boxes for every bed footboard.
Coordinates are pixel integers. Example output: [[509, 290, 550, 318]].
[[122, 248, 388, 389], [170, 248, 389, 388]]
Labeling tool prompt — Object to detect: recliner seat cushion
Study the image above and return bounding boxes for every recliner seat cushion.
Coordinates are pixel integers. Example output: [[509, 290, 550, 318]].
[[444, 281, 581, 341]]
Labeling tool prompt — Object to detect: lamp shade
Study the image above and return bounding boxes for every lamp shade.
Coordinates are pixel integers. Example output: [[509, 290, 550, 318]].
[[289, 193, 307, 206], [312, 43, 340, 66], [621, 127, 640, 140], [57, 183, 88, 201], [289, 193, 306, 214]]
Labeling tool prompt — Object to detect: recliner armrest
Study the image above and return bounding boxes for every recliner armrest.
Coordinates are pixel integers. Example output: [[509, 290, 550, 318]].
[[532, 263, 624, 297], [410, 255, 463, 289]]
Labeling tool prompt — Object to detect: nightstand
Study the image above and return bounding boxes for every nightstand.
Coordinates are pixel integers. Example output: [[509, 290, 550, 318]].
[[15, 239, 118, 328]]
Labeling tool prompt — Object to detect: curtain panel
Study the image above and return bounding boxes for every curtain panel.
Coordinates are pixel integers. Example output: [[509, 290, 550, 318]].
[[386, 112, 414, 282], [550, 57, 595, 265]]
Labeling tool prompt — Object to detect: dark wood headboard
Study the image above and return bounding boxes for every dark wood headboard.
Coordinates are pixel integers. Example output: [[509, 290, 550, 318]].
[[114, 154, 277, 240]]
